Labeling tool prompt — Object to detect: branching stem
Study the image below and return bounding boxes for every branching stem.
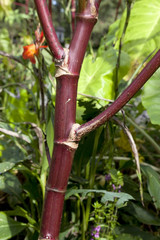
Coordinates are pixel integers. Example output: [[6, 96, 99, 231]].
[[75, 49, 160, 140], [34, 0, 64, 60]]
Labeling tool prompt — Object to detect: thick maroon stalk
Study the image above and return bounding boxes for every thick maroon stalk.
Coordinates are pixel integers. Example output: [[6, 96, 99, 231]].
[[39, 75, 79, 239], [71, 0, 76, 35], [69, 0, 100, 73], [34, 0, 64, 60], [36, 1, 102, 239], [75, 49, 160, 139]]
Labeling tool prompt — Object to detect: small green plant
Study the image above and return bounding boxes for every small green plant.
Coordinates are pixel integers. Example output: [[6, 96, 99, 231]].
[[89, 170, 125, 240]]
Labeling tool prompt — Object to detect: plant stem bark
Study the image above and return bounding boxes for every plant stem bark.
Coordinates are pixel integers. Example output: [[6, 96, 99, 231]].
[[39, 75, 79, 239], [35, 0, 160, 239], [35, 1, 101, 239]]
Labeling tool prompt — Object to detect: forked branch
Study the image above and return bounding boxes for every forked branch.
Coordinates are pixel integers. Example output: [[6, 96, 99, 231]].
[[34, 0, 64, 60]]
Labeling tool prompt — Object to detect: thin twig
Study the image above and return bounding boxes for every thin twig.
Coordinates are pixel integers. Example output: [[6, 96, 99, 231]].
[[113, 116, 144, 205], [0, 51, 23, 64], [13, 2, 26, 8], [44, 134, 51, 164], [78, 92, 114, 103], [126, 114, 160, 154], [78, 92, 132, 106], [0, 128, 31, 143], [25, 0, 29, 14], [0, 50, 33, 74], [114, 0, 131, 97], [33, 63, 45, 123], [115, 0, 122, 21]]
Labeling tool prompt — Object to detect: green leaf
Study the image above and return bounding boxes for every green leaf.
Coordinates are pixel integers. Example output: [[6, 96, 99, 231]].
[[98, 19, 120, 55], [5, 89, 37, 123], [78, 50, 116, 102], [129, 202, 160, 225], [141, 68, 160, 125], [65, 189, 134, 207], [5, 206, 36, 226], [0, 162, 15, 174], [116, 225, 159, 240], [1, 145, 25, 163], [117, 0, 160, 60], [0, 172, 22, 197], [142, 165, 160, 209], [46, 102, 54, 156], [0, 212, 26, 240], [116, 233, 142, 240], [0, 28, 12, 52]]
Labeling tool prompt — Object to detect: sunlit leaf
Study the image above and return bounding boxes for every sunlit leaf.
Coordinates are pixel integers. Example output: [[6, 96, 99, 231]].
[[4, 206, 36, 226], [142, 165, 160, 209], [141, 68, 160, 125], [0, 212, 26, 240], [78, 49, 116, 102], [0, 28, 12, 52], [117, 0, 160, 60], [0, 162, 15, 174]]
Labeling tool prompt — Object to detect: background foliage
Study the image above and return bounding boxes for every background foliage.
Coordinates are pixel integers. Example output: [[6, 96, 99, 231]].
[[0, 0, 160, 239]]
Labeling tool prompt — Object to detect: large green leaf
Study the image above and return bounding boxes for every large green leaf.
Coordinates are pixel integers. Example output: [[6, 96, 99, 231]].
[[129, 202, 160, 225], [141, 68, 160, 125], [116, 0, 160, 60], [142, 165, 160, 209], [78, 49, 116, 102], [78, 48, 130, 102], [0, 212, 26, 240], [5, 89, 37, 123]]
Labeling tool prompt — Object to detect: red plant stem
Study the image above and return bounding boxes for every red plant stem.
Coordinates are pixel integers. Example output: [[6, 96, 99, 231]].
[[115, 0, 122, 21], [69, 0, 101, 74], [39, 75, 79, 239], [71, 0, 76, 35], [34, 0, 64, 60], [14, 1, 29, 14], [25, 0, 29, 14], [14, 2, 26, 8], [75, 49, 160, 139], [48, 0, 52, 17], [37, 1, 102, 239]]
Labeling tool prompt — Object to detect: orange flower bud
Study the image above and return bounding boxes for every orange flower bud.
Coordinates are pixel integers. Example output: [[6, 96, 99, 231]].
[[22, 29, 48, 64]]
